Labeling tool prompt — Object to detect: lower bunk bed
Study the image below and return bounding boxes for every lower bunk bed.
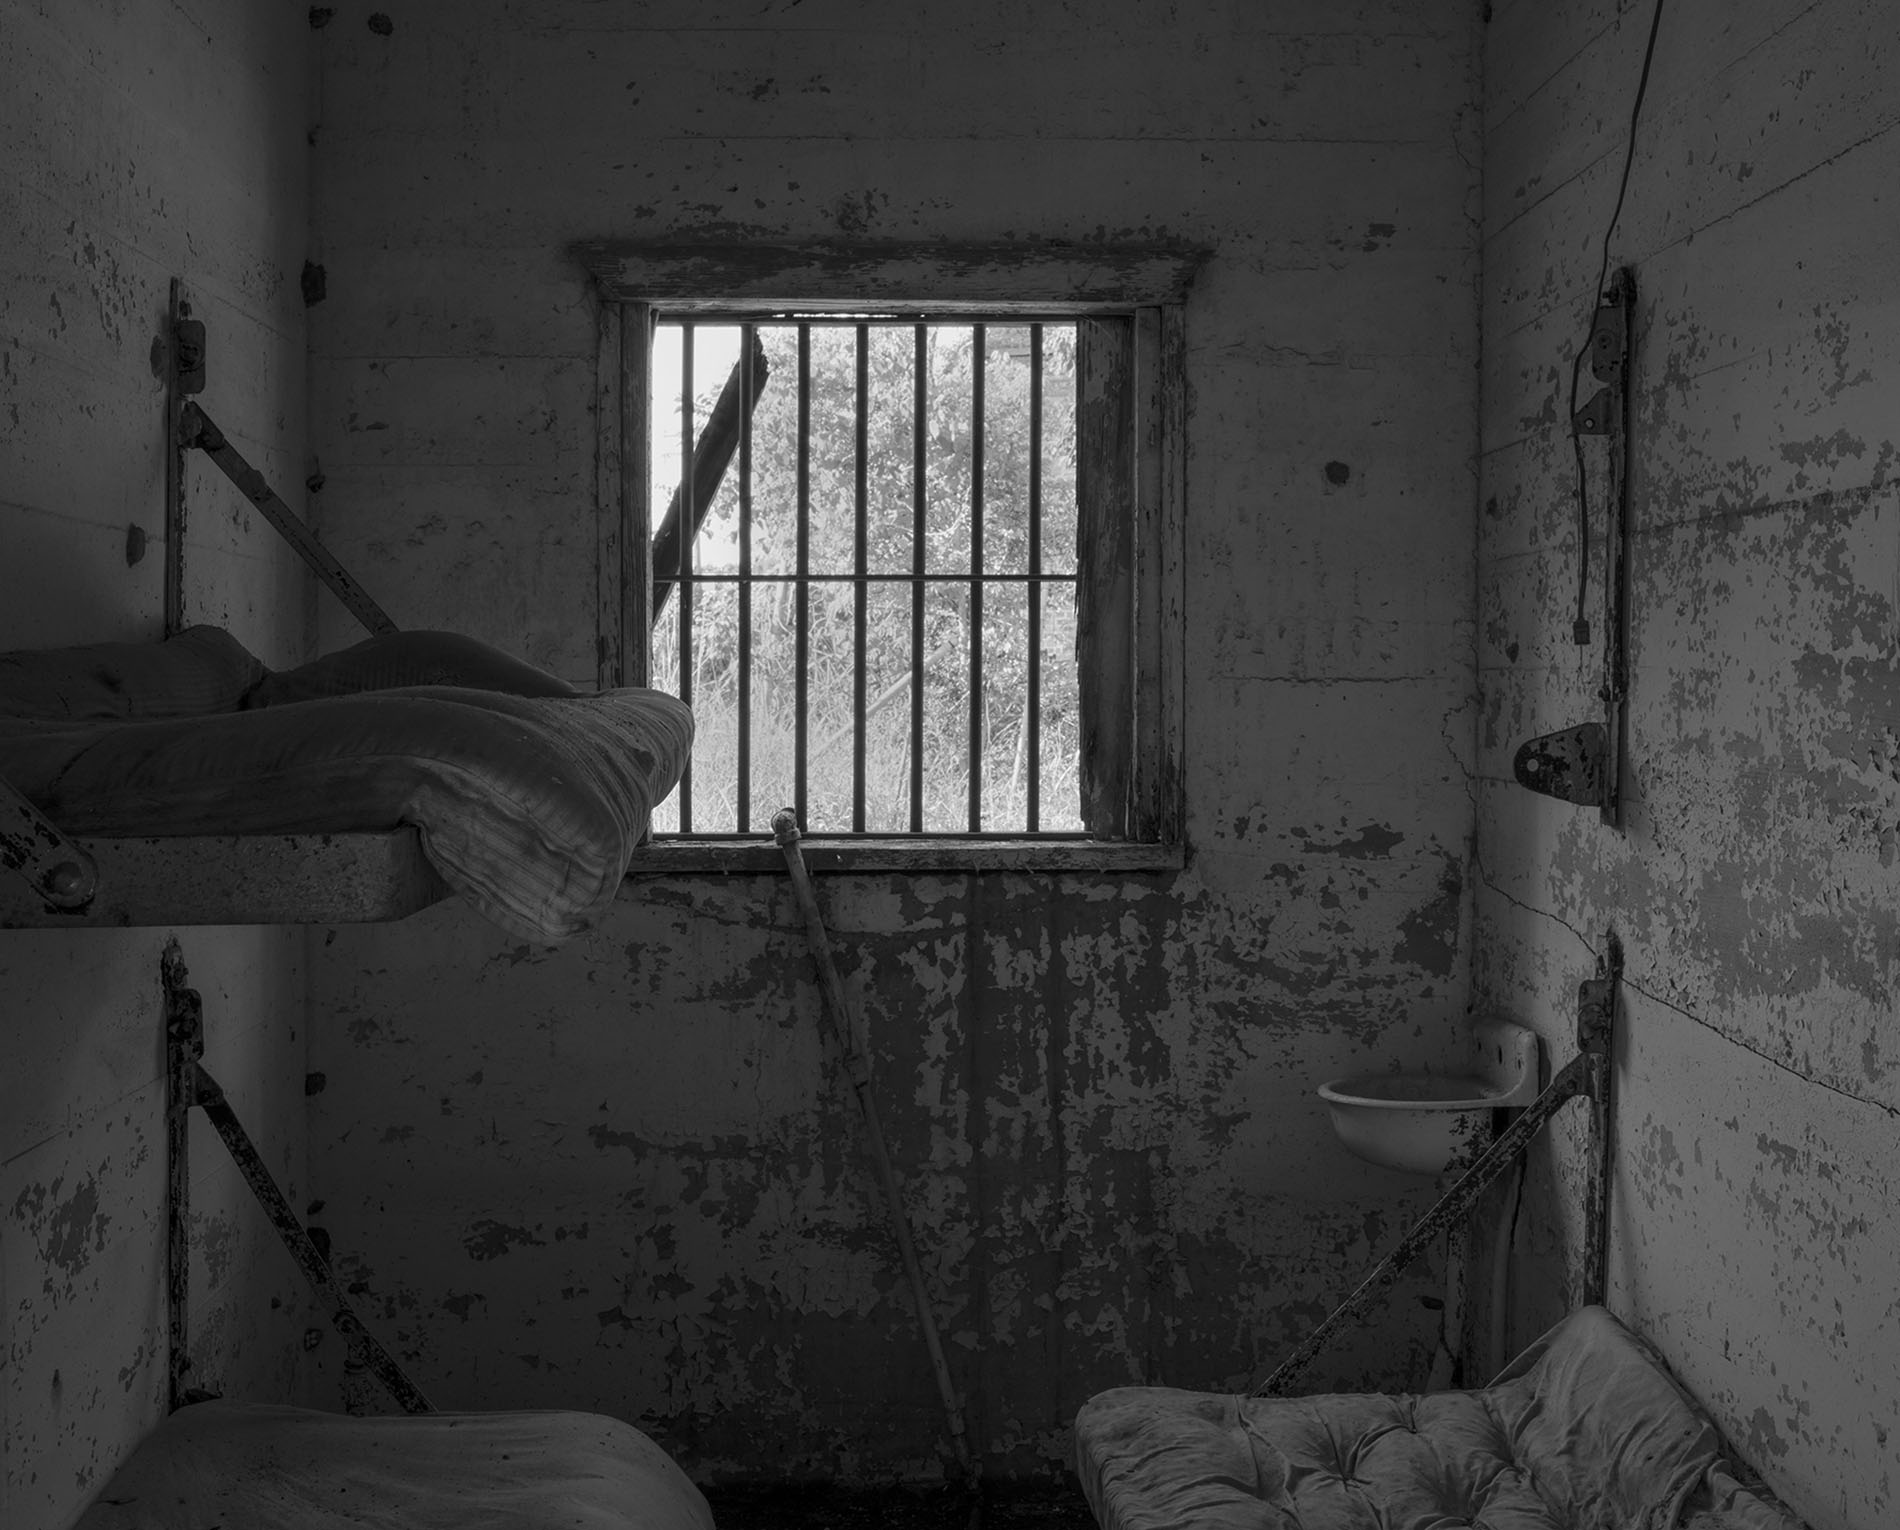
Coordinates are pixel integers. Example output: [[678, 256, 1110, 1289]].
[[1076, 1306, 1804, 1530], [1073, 954, 1808, 1530], [65, 939, 716, 1530], [76, 1401, 713, 1530]]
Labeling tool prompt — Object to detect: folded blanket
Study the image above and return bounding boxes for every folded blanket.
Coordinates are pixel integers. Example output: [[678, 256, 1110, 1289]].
[[0, 632, 691, 943]]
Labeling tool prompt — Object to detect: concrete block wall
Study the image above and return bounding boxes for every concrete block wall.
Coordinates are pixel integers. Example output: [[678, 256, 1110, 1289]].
[[301, 0, 1483, 1482], [1476, 1, 1900, 1525], [0, 3, 318, 1526]]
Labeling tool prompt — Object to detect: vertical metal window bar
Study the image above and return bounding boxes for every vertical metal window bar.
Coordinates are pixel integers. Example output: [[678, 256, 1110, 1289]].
[[853, 324, 870, 832], [1028, 323, 1044, 833], [677, 322, 695, 832], [795, 323, 812, 829], [968, 324, 985, 832], [622, 304, 655, 688], [738, 324, 755, 834], [910, 324, 927, 834]]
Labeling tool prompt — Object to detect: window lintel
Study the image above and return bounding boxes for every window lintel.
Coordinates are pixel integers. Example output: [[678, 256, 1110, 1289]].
[[572, 238, 1208, 312]]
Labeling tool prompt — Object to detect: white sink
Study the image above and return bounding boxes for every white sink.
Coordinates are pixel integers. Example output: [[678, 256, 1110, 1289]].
[[1318, 1020, 1541, 1175]]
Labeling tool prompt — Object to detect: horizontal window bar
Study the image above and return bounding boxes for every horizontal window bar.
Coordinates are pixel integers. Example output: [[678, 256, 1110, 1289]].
[[647, 572, 1080, 586], [625, 837, 1188, 877], [654, 309, 1115, 326], [650, 831, 1102, 842]]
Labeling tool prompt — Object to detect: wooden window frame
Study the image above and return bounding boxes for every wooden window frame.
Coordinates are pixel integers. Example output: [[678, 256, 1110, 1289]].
[[574, 241, 1199, 875]]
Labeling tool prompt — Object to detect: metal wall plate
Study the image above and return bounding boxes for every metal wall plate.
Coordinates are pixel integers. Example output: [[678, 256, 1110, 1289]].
[[1512, 722, 1607, 806]]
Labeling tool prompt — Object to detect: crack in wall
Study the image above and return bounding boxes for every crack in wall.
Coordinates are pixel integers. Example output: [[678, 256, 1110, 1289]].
[[1472, 851, 1599, 957], [1620, 972, 1900, 1124], [1687, 114, 1900, 246]]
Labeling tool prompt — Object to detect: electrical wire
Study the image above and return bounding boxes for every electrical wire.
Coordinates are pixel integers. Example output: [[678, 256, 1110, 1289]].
[[1568, 0, 1668, 644]]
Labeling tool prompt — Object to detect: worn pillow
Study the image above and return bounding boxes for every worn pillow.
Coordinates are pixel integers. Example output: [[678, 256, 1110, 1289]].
[[248, 631, 576, 708], [0, 626, 266, 722]]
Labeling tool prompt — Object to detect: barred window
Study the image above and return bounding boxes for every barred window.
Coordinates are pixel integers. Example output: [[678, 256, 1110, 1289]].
[[577, 243, 1197, 871], [648, 315, 1085, 837]]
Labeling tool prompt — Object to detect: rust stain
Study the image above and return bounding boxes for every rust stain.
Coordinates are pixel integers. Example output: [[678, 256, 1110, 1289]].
[[462, 1220, 547, 1261], [1745, 1406, 1791, 1461], [18, 1176, 110, 1279], [1292, 822, 1406, 858], [195, 1211, 238, 1289]]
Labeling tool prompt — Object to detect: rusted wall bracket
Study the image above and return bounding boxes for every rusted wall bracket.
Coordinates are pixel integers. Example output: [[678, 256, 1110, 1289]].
[[164, 282, 198, 637], [164, 296, 395, 638], [1577, 934, 1622, 1306], [1512, 721, 1608, 806], [162, 943, 433, 1415], [1570, 284, 1627, 436], [1527, 267, 1635, 825], [1, 773, 99, 912], [1597, 270, 1636, 830], [163, 940, 203, 1411]]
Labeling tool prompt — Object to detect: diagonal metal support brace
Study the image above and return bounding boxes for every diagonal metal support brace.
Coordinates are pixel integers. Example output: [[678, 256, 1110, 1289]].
[[1254, 1054, 1593, 1397], [162, 943, 433, 1415], [1254, 951, 1622, 1398], [179, 400, 399, 639]]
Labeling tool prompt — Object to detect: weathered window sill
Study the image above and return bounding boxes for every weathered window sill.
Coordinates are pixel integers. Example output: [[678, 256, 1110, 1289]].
[[623, 836, 1186, 877]]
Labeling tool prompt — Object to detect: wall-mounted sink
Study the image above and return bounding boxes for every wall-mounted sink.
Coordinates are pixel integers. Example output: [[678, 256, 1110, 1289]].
[[1318, 1020, 1541, 1175]]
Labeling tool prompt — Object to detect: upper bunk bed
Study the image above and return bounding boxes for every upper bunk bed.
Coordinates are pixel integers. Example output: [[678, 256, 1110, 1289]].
[[1, 288, 692, 941], [0, 627, 691, 941]]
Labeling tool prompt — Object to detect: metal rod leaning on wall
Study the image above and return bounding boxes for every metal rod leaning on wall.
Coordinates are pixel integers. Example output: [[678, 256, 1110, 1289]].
[[1253, 952, 1618, 1399], [161, 944, 434, 1415], [772, 810, 978, 1493]]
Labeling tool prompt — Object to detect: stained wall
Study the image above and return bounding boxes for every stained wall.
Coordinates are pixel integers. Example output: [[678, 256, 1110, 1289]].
[[0, 3, 318, 1526], [1476, 2, 1900, 1526], [303, 0, 1485, 1482]]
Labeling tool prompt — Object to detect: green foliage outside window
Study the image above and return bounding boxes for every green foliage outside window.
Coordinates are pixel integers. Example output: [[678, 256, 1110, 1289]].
[[650, 322, 1083, 835]]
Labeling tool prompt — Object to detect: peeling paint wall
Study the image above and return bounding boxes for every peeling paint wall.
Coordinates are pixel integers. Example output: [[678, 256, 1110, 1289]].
[[1, 3, 318, 1526], [305, 0, 1483, 1483], [1477, 2, 1900, 1525]]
